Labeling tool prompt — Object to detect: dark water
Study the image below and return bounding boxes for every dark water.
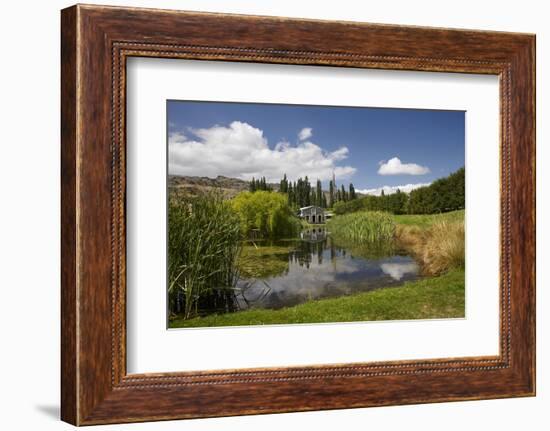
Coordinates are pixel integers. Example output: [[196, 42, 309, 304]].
[[232, 228, 421, 311]]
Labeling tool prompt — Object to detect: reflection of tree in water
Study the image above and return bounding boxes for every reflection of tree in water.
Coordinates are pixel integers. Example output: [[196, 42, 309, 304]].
[[180, 227, 413, 317], [237, 242, 291, 279], [290, 227, 344, 268]]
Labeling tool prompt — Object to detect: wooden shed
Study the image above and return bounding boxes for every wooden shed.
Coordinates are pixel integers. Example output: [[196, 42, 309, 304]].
[[299, 206, 326, 224]]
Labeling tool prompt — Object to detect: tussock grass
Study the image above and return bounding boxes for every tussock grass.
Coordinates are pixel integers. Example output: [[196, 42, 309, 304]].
[[396, 220, 465, 276]]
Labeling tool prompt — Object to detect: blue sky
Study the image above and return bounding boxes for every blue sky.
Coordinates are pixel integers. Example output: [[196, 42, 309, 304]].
[[167, 100, 464, 195]]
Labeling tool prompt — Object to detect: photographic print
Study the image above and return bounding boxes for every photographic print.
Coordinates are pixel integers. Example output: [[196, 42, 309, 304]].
[[167, 101, 465, 329]]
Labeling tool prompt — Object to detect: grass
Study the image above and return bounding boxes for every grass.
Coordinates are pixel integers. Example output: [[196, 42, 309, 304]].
[[394, 210, 465, 276], [169, 268, 465, 328], [393, 210, 465, 229]]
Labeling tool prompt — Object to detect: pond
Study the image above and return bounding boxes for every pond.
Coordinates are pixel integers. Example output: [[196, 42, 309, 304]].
[[231, 227, 421, 311]]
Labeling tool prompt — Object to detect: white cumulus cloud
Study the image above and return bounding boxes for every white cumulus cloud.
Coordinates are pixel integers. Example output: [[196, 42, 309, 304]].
[[298, 127, 313, 141], [355, 182, 431, 196], [169, 131, 187, 144], [378, 157, 430, 175], [169, 121, 356, 182]]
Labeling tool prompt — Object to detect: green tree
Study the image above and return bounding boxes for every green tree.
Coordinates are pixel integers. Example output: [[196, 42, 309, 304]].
[[230, 190, 300, 238], [316, 179, 323, 207], [349, 183, 356, 200], [341, 184, 347, 202]]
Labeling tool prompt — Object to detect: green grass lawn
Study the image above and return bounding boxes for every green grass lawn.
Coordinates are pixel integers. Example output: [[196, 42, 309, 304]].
[[169, 268, 465, 328], [393, 209, 464, 229]]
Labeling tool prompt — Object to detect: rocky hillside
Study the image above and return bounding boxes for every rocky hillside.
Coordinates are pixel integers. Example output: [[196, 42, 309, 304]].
[[169, 175, 279, 199]]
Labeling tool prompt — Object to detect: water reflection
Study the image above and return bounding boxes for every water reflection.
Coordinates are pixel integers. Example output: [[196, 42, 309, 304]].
[[380, 262, 419, 281], [231, 229, 420, 311]]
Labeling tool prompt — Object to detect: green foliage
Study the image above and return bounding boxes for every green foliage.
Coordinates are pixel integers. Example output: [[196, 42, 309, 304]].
[[333, 198, 363, 214], [252, 173, 358, 210], [333, 167, 465, 215], [349, 183, 357, 200], [169, 268, 465, 328], [279, 173, 289, 193], [407, 167, 465, 214], [327, 211, 396, 258], [230, 190, 301, 238], [329, 178, 335, 207], [328, 211, 395, 242], [289, 176, 314, 208], [333, 190, 408, 215], [168, 192, 242, 319], [249, 176, 272, 192]]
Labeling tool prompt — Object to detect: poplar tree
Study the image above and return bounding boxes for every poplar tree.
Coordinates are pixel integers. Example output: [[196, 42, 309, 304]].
[[349, 183, 356, 200], [316, 179, 323, 207]]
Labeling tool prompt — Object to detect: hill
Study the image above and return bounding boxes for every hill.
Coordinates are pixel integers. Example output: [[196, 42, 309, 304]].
[[169, 175, 279, 198]]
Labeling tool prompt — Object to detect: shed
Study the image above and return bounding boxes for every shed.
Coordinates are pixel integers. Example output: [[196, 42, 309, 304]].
[[299, 206, 326, 224]]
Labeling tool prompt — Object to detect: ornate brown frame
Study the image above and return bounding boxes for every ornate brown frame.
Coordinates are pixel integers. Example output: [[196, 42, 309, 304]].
[[61, 4, 535, 426]]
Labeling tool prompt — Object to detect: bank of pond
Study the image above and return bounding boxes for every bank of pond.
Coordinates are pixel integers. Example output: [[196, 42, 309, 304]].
[[168, 191, 465, 327]]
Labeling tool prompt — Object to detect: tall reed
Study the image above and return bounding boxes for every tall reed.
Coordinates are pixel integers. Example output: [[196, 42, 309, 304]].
[[168, 191, 242, 319], [327, 211, 396, 258]]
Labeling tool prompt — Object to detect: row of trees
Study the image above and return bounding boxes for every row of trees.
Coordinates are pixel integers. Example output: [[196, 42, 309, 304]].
[[333, 190, 409, 215], [249, 176, 273, 192], [283, 175, 328, 208], [329, 179, 357, 206], [252, 174, 358, 209], [407, 168, 465, 214], [333, 167, 465, 215]]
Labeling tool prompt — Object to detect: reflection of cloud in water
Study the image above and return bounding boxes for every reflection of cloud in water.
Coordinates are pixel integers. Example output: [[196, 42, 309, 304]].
[[380, 262, 419, 281], [237, 243, 421, 310]]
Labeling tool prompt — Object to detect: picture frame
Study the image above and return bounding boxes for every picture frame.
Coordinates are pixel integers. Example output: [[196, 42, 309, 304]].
[[61, 4, 535, 425]]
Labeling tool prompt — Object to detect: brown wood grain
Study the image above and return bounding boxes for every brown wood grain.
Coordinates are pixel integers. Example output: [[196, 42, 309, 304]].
[[60, 5, 78, 425], [61, 4, 536, 425]]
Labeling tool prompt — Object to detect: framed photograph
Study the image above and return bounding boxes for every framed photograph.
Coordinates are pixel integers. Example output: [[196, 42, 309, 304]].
[[61, 4, 536, 425]]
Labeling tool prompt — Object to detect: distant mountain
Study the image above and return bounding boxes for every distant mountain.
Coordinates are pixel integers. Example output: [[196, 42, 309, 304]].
[[169, 175, 279, 198]]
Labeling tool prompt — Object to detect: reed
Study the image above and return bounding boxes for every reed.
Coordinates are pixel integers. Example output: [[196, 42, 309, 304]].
[[328, 211, 395, 242], [168, 191, 242, 319], [327, 211, 396, 257]]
